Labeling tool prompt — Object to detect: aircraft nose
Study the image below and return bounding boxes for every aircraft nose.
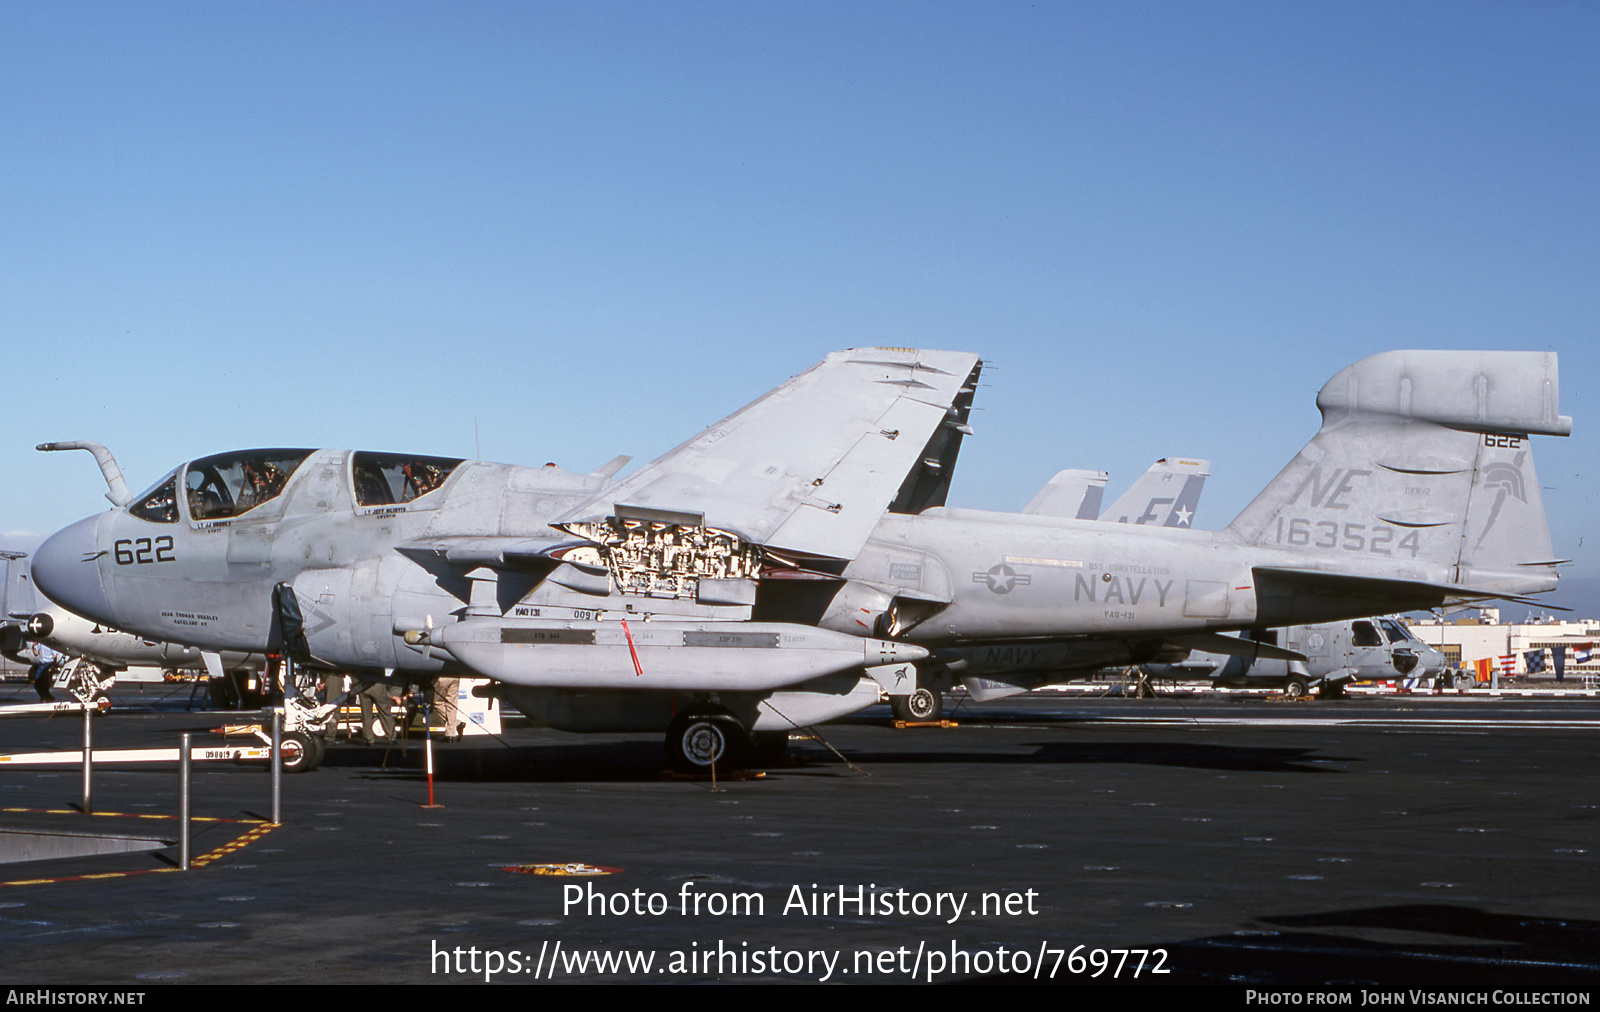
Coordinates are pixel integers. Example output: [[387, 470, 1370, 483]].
[[1426, 648, 1448, 677], [33, 515, 114, 625]]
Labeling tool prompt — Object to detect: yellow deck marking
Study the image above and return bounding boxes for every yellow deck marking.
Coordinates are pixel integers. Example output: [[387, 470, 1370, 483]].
[[0, 810, 278, 888]]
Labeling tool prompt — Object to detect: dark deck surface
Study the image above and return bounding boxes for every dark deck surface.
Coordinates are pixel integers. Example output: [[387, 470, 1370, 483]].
[[1, 682, 1597, 986]]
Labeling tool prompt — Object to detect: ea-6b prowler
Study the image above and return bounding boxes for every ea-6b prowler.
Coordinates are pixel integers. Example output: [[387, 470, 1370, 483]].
[[32, 349, 1569, 770], [33, 350, 977, 769]]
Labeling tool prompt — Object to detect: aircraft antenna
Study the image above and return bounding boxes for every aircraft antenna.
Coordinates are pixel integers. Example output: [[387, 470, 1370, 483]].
[[37, 441, 133, 506]]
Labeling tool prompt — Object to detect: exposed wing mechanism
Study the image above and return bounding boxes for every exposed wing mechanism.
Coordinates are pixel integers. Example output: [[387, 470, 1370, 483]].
[[558, 348, 981, 554], [552, 348, 982, 600]]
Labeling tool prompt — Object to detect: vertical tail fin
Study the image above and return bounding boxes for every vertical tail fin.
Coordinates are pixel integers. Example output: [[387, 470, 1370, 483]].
[[1227, 351, 1569, 597], [1021, 469, 1108, 519], [1101, 457, 1209, 528]]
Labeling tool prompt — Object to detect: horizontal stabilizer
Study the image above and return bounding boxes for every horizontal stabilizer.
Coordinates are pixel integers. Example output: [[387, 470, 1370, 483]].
[[1252, 566, 1563, 626]]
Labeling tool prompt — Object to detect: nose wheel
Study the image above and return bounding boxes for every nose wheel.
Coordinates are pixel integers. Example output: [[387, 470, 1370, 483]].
[[278, 730, 324, 773]]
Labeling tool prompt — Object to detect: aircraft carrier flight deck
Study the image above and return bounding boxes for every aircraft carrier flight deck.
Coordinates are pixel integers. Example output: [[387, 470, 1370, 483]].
[[1, 683, 1597, 987]]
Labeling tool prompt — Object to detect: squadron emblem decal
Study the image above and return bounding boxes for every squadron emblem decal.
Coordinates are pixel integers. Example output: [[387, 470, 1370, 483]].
[[1473, 449, 1528, 550]]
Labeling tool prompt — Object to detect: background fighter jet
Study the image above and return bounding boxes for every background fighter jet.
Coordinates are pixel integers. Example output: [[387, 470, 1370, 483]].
[[883, 456, 1210, 716], [2, 551, 268, 707], [32, 348, 1568, 771], [1021, 457, 1208, 527]]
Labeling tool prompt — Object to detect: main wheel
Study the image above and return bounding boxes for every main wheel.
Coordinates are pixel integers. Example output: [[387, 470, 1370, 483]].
[[1283, 676, 1310, 699], [666, 712, 747, 774], [891, 687, 942, 722], [279, 730, 323, 773]]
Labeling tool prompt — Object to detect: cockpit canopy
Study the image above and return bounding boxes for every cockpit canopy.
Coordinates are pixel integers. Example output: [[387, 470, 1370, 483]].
[[129, 472, 180, 523], [1377, 618, 1419, 644], [351, 451, 464, 507], [185, 449, 315, 521], [125, 448, 466, 524]]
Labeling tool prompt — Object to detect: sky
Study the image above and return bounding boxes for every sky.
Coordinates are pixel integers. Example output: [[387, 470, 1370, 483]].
[[2, 1, 1596, 611]]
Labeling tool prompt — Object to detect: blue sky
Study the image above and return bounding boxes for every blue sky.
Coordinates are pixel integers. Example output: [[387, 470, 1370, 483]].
[[3, 2, 1596, 607]]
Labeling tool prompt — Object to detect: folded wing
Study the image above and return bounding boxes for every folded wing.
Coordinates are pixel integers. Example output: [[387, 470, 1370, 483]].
[[556, 348, 983, 562]]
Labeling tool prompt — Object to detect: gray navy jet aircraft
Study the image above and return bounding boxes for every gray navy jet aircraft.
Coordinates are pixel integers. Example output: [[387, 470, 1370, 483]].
[[1022, 456, 1208, 527], [31, 348, 1569, 770]]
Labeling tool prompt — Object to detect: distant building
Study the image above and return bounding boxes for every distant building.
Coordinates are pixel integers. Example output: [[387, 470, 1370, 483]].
[[1409, 608, 1598, 681]]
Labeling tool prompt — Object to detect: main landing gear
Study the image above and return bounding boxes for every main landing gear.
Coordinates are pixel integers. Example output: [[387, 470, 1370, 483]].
[[890, 686, 943, 722], [666, 710, 744, 774], [664, 710, 790, 774]]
